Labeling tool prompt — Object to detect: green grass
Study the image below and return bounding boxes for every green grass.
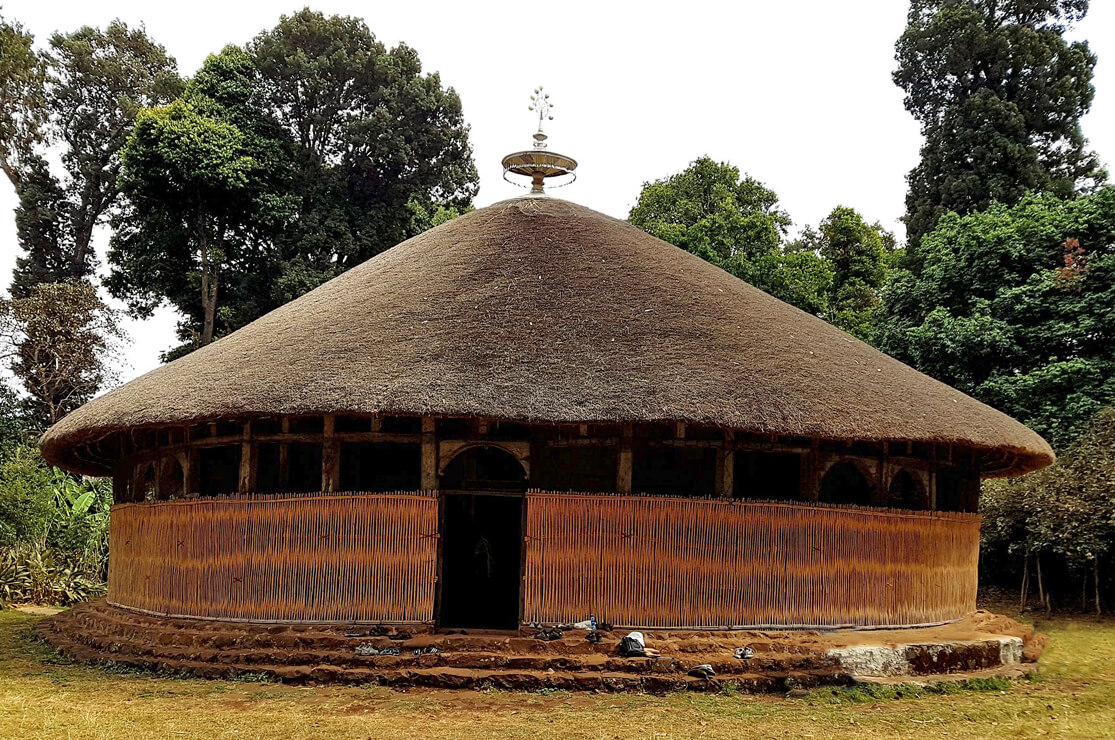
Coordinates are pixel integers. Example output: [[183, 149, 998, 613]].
[[1, 608, 1114, 739]]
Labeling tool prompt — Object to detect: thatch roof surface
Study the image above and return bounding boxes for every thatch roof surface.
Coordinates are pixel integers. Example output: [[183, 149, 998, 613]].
[[42, 197, 1052, 477]]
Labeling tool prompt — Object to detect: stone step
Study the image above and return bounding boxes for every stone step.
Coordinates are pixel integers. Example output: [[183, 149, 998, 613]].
[[39, 625, 848, 693]]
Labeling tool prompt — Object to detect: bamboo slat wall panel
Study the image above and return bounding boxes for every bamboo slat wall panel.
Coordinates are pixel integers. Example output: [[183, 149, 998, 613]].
[[108, 492, 437, 623], [523, 494, 980, 629]]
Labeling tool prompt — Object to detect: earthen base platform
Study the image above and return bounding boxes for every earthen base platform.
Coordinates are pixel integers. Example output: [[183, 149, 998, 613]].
[[37, 601, 1044, 693]]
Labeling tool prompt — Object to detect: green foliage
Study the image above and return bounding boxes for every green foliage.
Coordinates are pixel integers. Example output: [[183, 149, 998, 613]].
[[0, 544, 107, 606], [878, 187, 1115, 447], [0, 13, 48, 188], [251, 8, 477, 272], [982, 408, 1115, 610], [0, 445, 54, 548], [894, 1, 1104, 246], [108, 46, 297, 348], [628, 157, 834, 314], [0, 441, 109, 605], [107, 9, 477, 352], [790, 207, 893, 341], [0, 19, 182, 296], [0, 282, 125, 428]]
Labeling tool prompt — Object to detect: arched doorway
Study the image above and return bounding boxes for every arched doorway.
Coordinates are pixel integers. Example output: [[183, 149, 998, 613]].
[[819, 461, 875, 505], [888, 468, 928, 510], [439, 445, 527, 629]]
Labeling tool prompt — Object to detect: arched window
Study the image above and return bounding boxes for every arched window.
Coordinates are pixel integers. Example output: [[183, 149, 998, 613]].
[[888, 468, 927, 510], [441, 445, 527, 492], [158, 457, 184, 499], [137, 463, 157, 501], [819, 461, 875, 505]]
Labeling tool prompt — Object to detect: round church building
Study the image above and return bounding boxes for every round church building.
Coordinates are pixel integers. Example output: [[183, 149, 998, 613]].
[[38, 134, 1053, 639]]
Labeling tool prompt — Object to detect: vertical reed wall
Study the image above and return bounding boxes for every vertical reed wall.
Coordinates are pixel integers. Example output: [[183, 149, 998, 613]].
[[108, 492, 437, 622], [523, 493, 980, 628], [108, 491, 980, 627]]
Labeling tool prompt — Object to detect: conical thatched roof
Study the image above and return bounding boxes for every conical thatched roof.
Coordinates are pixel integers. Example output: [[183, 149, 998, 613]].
[[42, 197, 1052, 477]]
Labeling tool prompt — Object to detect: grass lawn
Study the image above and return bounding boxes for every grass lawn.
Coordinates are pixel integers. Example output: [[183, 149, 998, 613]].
[[1, 609, 1113, 739]]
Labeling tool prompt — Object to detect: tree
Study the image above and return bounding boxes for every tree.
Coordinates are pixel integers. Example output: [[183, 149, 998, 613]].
[[0, 14, 47, 187], [249, 8, 478, 276], [107, 11, 477, 351], [0, 18, 181, 296], [982, 407, 1115, 614], [108, 47, 296, 348], [0, 282, 125, 428], [894, 0, 1104, 248], [878, 187, 1115, 447], [628, 157, 833, 313], [789, 208, 892, 341]]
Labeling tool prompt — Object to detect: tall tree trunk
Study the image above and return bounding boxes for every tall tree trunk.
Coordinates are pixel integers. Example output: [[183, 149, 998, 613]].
[[1036, 552, 1047, 614], [1020, 548, 1030, 612], [1095, 558, 1102, 617], [197, 220, 218, 347]]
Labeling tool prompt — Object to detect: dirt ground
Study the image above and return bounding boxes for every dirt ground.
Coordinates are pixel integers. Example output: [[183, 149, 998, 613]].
[[2, 606, 1114, 739]]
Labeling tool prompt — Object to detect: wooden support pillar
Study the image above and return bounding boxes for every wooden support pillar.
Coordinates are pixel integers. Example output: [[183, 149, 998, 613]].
[[616, 423, 633, 494], [715, 430, 735, 498], [421, 416, 438, 490], [803, 439, 821, 501], [874, 442, 889, 506], [239, 420, 254, 493], [112, 462, 129, 504], [279, 418, 290, 491], [186, 448, 200, 497], [322, 415, 339, 492]]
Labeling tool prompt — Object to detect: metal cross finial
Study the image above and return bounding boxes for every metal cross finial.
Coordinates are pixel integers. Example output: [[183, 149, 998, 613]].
[[528, 86, 554, 135]]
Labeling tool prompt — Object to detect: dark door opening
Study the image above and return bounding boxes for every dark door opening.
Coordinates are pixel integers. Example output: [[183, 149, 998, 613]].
[[439, 446, 526, 629]]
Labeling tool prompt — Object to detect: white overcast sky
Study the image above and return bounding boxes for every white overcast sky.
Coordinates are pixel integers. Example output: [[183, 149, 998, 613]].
[[1, 0, 1113, 387]]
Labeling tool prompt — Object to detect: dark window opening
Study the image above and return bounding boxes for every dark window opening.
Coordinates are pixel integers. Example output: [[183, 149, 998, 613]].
[[632, 445, 716, 497], [734, 451, 801, 500], [253, 418, 282, 435], [339, 442, 421, 491], [289, 416, 323, 435], [199, 445, 241, 497], [381, 416, 422, 434], [436, 418, 469, 438], [287, 443, 322, 493], [256, 443, 281, 493], [534, 445, 617, 492], [442, 446, 527, 492], [888, 469, 928, 510], [819, 461, 874, 506], [935, 467, 968, 512], [486, 421, 531, 440], [335, 416, 370, 433], [215, 420, 241, 437]]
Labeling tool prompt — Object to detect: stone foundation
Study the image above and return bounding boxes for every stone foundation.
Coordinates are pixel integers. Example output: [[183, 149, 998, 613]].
[[36, 600, 1043, 692]]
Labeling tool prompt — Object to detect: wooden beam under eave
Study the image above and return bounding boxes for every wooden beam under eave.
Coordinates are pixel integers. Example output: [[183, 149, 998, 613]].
[[716, 430, 735, 498], [616, 424, 633, 494], [421, 416, 438, 490], [238, 420, 254, 493], [321, 415, 340, 493], [278, 417, 291, 491]]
